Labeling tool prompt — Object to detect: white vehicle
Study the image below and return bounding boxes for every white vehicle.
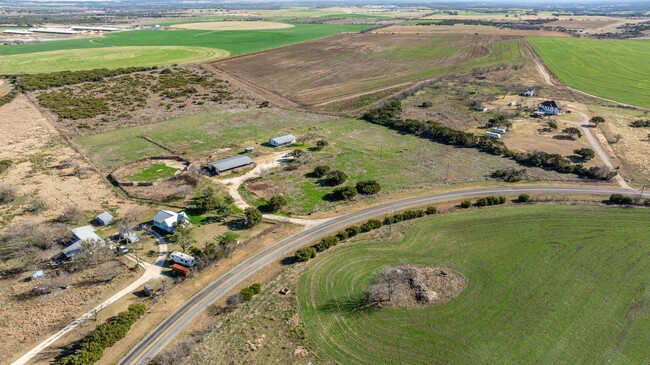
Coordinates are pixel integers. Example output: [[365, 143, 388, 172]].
[[490, 128, 507, 134], [170, 251, 195, 267], [485, 132, 502, 139]]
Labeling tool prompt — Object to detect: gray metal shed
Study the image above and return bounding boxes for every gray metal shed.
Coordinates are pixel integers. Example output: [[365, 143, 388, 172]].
[[207, 155, 254, 174]]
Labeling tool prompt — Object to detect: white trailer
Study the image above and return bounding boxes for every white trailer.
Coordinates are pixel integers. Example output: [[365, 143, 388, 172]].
[[490, 128, 507, 134], [170, 251, 195, 267], [485, 131, 502, 139]]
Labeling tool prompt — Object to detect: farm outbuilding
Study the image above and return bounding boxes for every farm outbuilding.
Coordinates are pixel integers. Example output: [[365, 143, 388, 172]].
[[62, 226, 105, 258], [269, 134, 297, 147], [96, 211, 113, 226], [207, 155, 254, 175]]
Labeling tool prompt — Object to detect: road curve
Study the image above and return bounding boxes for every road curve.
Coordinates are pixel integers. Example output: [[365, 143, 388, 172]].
[[120, 185, 645, 365]]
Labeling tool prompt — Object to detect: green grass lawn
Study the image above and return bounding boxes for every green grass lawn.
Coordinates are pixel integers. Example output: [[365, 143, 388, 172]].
[[0, 46, 227, 74], [299, 205, 650, 364], [125, 163, 178, 182], [0, 24, 372, 57], [527, 37, 650, 108]]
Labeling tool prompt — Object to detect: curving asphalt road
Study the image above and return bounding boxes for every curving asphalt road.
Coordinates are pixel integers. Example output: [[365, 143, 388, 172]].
[[119, 185, 646, 365]]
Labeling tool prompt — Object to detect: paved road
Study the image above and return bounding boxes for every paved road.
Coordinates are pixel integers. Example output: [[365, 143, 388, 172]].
[[119, 185, 645, 365]]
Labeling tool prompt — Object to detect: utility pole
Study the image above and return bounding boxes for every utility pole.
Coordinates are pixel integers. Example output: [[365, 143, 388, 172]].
[[445, 161, 450, 182], [638, 185, 646, 204]]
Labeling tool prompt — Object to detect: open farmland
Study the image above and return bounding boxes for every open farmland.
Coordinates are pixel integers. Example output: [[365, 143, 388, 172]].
[[528, 37, 650, 108], [208, 33, 526, 112], [0, 46, 227, 74], [299, 205, 650, 365], [242, 118, 581, 215], [74, 107, 337, 171], [0, 24, 372, 58], [170, 21, 294, 30]]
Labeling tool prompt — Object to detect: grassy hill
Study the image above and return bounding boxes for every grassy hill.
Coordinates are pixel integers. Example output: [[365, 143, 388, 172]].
[[528, 37, 650, 108], [299, 205, 650, 364]]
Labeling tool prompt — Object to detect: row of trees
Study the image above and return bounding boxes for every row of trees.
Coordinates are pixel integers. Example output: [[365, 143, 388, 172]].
[[361, 100, 616, 181], [57, 303, 147, 365], [295, 207, 437, 262]]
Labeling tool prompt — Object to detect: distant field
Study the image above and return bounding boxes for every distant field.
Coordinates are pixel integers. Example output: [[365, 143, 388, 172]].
[[210, 33, 525, 111], [300, 205, 650, 364], [528, 37, 650, 108], [169, 21, 294, 30], [0, 24, 372, 57], [0, 46, 227, 74]]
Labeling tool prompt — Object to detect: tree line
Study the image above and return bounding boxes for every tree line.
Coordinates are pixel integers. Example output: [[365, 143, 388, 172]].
[[361, 100, 616, 181]]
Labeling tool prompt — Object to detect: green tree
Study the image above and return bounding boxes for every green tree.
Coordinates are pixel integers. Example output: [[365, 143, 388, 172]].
[[194, 186, 233, 219], [562, 127, 582, 140], [316, 139, 329, 150], [518, 194, 530, 202], [356, 180, 381, 195], [172, 223, 192, 252], [460, 200, 472, 208], [590, 116, 605, 126], [244, 207, 262, 228], [295, 247, 317, 262], [326, 170, 348, 186], [548, 120, 558, 130], [333, 186, 357, 200], [574, 148, 595, 161], [267, 195, 287, 212], [313, 165, 331, 177]]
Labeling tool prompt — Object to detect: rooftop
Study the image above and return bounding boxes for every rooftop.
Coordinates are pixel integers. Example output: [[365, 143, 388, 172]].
[[208, 155, 254, 172]]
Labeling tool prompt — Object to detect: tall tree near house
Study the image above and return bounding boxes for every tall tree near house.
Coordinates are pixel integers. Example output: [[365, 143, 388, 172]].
[[173, 223, 192, 253]]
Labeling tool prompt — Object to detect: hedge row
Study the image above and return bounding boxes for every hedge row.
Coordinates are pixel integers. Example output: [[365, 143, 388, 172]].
[[57, 303, 147, 365], [475, 196, 507, 207], [240, 283, 261, 301], [609, 193, 650, 206], [295, 207, 437, 262], [362, 101, 616, 181]]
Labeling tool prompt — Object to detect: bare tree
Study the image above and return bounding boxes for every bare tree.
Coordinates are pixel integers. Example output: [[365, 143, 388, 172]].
[[613, 133, 623, 143], [173, 223, 192, 253], [55, 205, 85, 224], [365, 266, 406, 305]]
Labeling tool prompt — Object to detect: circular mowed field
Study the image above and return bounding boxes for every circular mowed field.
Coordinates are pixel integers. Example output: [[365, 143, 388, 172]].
[[170, 21, 294, 31], [0, 46, 228, 74], [298, 205, 650, 364]]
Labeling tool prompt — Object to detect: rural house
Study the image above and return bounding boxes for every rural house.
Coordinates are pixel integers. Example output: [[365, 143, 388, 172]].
[[96, 211, 113, 226], [269, 134, 297, 147], [539, 100, 562, 115], [520, 89, 536, 97], [207, 155, 254, 175], [152, 210, 189, 233], [62, 226, 105, 258]]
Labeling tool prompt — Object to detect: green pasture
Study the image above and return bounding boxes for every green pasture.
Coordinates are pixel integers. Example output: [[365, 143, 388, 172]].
[[125, 164, 178, 182], [0, 46, 227, 74], [299, 205, 650, 364], [0, 24, 371, 57], [528, 37, 650, 108]]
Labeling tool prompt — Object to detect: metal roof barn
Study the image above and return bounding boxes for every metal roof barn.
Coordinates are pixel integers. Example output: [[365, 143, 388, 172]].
[[208, 155, 254, 174]]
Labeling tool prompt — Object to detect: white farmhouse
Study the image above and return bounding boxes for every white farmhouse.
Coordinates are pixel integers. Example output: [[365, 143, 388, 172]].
[[152, 210, 189, 233]]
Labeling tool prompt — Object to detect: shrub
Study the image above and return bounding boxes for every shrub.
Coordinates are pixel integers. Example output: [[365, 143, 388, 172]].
[[325, 170, 348, 186], [315, 236, 339, 252], [460, 200, 472, 208], [295, 247, 317, 262], [333, 186, 357, 200], [267, 195, 287, 213], [384, 210, 426, 224], [475, 196, 507, 207], [240, 287, 255, 302], [518, 194, 530, 202], [420, 101, 433, 108], [346, 225, 361, 237], [574, 148, 595, 161], [630, 119, 650, 128], [244, 207, 263, 228], [0, 184, 17, 204], [336, 230, 349, 241], [356, 180, 382, 195], [609, 193, 633, 205], [313, 165, 331, 178], [316, 139, 329, 149], [360, 219, 383, 232], [250, 283, 261, 294], [492, 168, 526, 182]]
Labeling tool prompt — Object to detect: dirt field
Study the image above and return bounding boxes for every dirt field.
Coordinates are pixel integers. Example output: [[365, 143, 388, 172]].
[[207, 32, 526, 113], [170, 21, 294, 31], [0, 95, 135, 227], [378, 24, 569, 37]]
